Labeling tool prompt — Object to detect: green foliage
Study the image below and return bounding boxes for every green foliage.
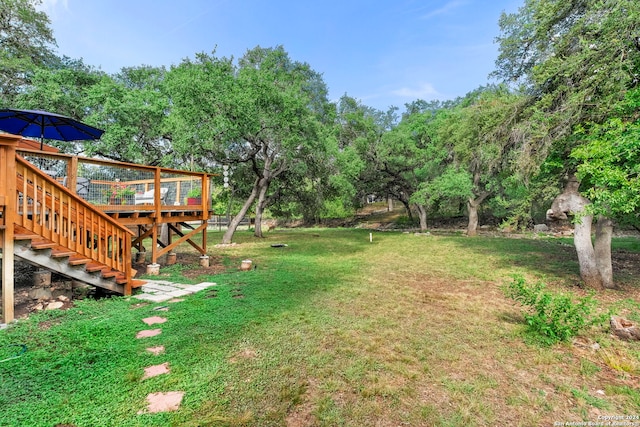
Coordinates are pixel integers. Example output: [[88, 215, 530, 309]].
[[187, 187, 202, 198], [166, 46, 332, 240], [412, 167, 473, 211], [0, 0, 57, 107], [85, 65, 172, 165], [494, 0, 640, 177], [572, 87, 640, 226], [503, 275, 607, 345], [320, 197, 355, 219]]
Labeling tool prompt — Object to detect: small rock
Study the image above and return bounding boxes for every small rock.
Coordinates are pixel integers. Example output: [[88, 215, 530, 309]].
[[610, 315, 640, 341], [33, 303, 44, 311], [45, 301, 64, 310], [534, 224, 550, 233], [590, 342, 600, 351], [29, 288, 52, 300], [596, 389, 605, 396], [57, 295, 69, 302]]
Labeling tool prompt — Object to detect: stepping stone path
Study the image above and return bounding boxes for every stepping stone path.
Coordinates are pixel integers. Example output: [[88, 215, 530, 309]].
[[134, 280, 217, 414], [146, 345, 165, 355], [142, 362, 170, 380], [136, 329, 162, 339], [142, 316, 167, 326], [133, 280, 218, 303], [138, 392, 184, 414]]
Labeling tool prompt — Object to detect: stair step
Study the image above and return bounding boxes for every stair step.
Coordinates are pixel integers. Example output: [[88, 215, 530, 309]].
[[130, 279, 147, 288], [68, 256, 92, 266], [101, 270, 118, 279], [85, 262, 106, 273], [115, 274, 127, 285], [30, 241, 57, 250], [51, 249, 76, 258], [14, 233, 39, 241]]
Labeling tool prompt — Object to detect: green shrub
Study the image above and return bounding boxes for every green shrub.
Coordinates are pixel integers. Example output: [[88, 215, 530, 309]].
[[503, 275, 608, 345]]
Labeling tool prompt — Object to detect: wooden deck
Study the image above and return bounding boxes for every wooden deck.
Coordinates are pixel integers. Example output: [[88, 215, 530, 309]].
[[0, 133, 215, 323]]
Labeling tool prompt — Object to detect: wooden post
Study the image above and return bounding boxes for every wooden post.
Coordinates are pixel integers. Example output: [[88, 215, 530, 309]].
[[0, 134, 20, 323], [67, 156, 78, 194], [123, 234, 132, 296], [151, 167, 161, 265], [201, 174, 209, 255]]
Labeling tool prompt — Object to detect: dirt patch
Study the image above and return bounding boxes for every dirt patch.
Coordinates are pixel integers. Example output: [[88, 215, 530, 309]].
[[286, 379, 319, 427], [229, 348, 258, 364]]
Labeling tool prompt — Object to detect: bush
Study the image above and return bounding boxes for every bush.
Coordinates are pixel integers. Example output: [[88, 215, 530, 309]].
[[503, 275, 608, 345]]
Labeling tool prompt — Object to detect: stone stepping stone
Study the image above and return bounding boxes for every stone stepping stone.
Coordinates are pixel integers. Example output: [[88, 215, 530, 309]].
[[138, 391, 184, 414], [166, 289, 191, 297], [146, 346, 165, 355], [142, 316, 167, 326], [133, 293, 173, 303], [168, 298, 185, 303], [141, 362, 170, 380], [136, 329, 162, 339]]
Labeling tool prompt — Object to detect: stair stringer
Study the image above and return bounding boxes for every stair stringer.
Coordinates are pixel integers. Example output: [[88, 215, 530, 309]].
[[14, 240, 125, 294]]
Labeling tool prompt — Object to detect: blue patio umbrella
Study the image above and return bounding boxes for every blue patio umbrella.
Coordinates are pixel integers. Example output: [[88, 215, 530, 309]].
[[0, 108, 104, 150]]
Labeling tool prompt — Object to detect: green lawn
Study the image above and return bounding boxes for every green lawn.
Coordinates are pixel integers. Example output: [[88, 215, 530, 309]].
[[1, 229, 639, 426]]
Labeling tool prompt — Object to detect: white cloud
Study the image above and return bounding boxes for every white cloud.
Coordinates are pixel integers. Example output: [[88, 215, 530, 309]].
[[420, 0, 468, 20], [391, 82, 441, 99]]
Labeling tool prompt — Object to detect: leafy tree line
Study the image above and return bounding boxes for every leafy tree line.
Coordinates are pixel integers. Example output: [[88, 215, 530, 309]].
[[5, 0, 640, 289]]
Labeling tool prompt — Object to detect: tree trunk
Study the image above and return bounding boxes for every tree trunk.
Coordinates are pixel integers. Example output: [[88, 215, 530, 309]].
[[253, 180, 270, 238], [595, 216, 615, 289], [467, 198, 479, 237], [397, 194, 413, 220], [222, 178, 260, 244], [414, 203, 427, 231], [547, 175, 604, 289], [387, 196, 393, 212], [466, 191, 489, 237], [573, 214, 602, 289]]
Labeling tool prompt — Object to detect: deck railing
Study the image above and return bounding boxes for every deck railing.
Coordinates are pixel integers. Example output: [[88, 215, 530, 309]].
[[1, 135, 214, 322], [16, 149, 212, 215], [15, 156, 133, 279]]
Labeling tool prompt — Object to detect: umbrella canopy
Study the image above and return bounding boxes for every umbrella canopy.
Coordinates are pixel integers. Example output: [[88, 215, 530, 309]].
[[0, 108, 104, 149]]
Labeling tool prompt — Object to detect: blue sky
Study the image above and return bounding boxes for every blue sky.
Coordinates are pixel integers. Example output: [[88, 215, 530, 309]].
[[40, 0, 521, 112]]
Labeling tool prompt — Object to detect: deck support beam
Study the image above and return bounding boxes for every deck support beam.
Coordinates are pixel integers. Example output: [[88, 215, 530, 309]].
[[157, 222, 208, 257]]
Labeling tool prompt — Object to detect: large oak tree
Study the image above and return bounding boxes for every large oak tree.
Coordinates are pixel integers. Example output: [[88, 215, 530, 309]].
[[166, 46, 329, 243], [494, 0, 640, 289]]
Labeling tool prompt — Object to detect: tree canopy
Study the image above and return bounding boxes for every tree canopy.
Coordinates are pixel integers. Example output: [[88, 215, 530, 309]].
[[0, 0, 56, 107]]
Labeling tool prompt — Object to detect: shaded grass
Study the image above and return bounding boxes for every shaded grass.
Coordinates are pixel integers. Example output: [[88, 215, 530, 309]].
[[1, 228, 639, 426]]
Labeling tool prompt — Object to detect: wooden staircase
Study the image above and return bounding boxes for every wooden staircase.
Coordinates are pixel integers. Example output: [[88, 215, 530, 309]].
[[1, 138, 143, 314], [1, 134, 214, 323], [13, 225, 143, 294]]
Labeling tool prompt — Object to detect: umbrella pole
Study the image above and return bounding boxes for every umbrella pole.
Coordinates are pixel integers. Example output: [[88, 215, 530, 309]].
[[40, 116, 44, 151]]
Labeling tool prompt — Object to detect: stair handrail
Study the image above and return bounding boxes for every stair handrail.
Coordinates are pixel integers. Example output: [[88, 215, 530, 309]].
[[15, 155, 134, 292]]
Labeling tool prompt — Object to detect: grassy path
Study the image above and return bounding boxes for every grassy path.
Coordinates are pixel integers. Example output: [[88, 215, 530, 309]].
[[1, 229, 639, 426]]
